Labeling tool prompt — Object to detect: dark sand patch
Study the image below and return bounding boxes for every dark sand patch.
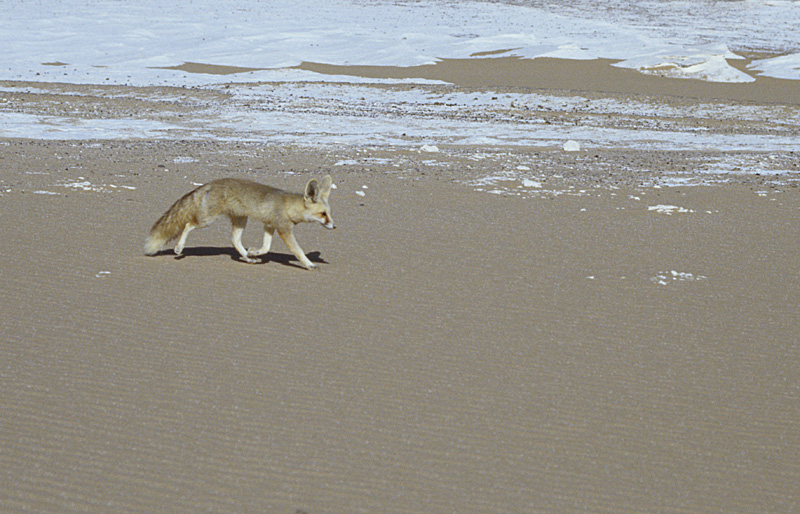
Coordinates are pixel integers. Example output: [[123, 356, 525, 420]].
[[154, 61, 266, 75]]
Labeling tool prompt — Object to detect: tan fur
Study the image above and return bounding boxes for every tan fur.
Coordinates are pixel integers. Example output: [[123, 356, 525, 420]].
[[145, 176, 334, 270]]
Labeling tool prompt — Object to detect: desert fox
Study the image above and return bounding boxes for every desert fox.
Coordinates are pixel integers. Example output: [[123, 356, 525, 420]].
[[145, 176, 334, 270]]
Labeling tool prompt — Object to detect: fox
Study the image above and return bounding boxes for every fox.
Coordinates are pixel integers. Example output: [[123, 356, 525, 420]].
[[144, 176, 334, 270]]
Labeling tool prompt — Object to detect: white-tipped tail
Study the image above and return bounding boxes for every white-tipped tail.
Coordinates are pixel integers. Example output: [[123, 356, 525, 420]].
[[144, 235, 165, 255], [144, 186, 203, 255]]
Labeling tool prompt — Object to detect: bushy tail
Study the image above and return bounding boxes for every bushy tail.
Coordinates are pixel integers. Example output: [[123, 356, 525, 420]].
[[144, 187, 202, 255]]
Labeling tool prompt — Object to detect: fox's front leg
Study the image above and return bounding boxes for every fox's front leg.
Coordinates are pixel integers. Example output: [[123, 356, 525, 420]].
[[278, 228, 317, 270], [247, 227, 274, 258]]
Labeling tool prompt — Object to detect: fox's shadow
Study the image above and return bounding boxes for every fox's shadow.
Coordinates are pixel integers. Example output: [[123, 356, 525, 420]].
[[166, 247, 326, 269]]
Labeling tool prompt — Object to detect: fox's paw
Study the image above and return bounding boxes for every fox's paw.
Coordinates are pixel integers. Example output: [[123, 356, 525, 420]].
[[242, 256, 260, 264], [246, 248, 267, 258], [304, 262, 319, 271]]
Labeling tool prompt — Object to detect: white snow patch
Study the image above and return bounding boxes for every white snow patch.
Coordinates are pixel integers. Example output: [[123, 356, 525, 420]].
[[648, 205, 695, 215], [651, 270, 707, 285]]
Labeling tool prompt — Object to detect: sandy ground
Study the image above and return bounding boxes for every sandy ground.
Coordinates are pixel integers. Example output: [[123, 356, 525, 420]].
[[2, 58, 800, 514]]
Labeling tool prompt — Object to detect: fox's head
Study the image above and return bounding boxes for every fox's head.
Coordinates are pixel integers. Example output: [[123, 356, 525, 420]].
[[303, 175, 335, 229]]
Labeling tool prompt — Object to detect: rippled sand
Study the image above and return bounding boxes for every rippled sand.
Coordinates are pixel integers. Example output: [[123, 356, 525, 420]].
[[2, 59, 799, 513]]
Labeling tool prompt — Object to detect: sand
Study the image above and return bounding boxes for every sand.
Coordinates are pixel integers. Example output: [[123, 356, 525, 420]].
[[300, 56, 800, 104], [2, 57, 800, 514]]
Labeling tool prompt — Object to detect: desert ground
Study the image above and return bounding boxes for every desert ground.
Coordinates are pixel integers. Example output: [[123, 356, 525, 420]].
[[2, 58, 799, 513]]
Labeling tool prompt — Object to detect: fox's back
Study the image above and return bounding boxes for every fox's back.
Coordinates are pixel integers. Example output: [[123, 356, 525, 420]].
[[204, 178, 299, 222]]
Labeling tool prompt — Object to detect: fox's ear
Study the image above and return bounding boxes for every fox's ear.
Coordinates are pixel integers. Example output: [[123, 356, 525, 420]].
[[320, 175, 332, 200], [305, 178, 320, 202]]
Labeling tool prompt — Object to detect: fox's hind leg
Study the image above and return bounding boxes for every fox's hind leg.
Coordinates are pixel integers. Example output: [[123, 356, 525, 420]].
[[174, 212, 216, 256], [174, 223, 196, 255], [230, 216, 258, 263], [247, 225, 274, 258]]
